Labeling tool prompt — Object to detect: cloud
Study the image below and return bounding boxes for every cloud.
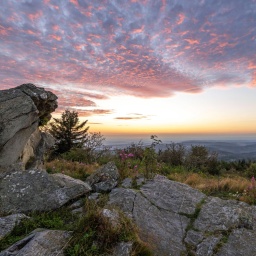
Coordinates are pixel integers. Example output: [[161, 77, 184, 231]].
[[115, 114, 149, 120], [0, 0, 255, 105]]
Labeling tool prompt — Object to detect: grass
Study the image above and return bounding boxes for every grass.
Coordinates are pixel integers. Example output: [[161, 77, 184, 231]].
[[0, 207, 79, 251], [45, 159, 99, 180], [0, 194, 152, 256], [168, 171, 254, 203], [46, 157, 255, 204], [65, 198, 153, 256]]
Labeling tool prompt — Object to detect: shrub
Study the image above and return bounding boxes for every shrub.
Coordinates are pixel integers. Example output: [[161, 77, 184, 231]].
[[158, 142, 186, 166]]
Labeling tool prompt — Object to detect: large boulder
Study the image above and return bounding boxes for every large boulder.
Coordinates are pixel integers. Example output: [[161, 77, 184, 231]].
[[0, 229, 72, 256], [86, 162, 119, 192], [108, 175, 256, 256], [0, 169, 91, 215], [0, 84, 57, 169]]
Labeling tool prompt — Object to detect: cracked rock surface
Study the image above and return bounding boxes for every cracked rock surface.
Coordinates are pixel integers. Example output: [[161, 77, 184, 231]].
[[0, 229, 71, 256], [0, 169, 91, 215], [108, 175, 256, 256]]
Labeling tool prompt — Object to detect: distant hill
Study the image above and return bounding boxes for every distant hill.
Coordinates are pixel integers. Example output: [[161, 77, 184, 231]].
[[107, 139, 256, 161], [172, 140, 256, 161]]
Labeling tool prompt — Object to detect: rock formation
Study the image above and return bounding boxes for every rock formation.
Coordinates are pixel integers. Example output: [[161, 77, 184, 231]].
[[1, 84, 256, 256], [0, 83, 57, 169], [108, 175, 256, 256], [0, 170, 91, 215]]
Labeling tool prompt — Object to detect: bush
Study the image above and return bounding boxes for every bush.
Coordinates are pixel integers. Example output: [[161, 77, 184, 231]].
[[185, 145, 219, 175], [158, 142, 186, 166]]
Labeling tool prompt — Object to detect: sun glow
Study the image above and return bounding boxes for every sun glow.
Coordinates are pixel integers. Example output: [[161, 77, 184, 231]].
[[69, 86, 256, 136]]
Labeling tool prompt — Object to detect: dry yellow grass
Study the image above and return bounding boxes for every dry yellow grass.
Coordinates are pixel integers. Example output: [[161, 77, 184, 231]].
[[168, 172, 250, 195], [45, 159, 99, 180]]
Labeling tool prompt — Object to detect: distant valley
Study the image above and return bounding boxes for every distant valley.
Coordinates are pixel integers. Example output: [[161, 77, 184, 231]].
[[179, 140, 256, 161], [107, 140, 256, 161]]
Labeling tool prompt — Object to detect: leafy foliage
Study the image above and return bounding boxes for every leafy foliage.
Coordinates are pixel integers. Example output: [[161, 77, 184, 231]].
[[49, 110, 89, 154], [185, 145, 219, 175], [158, 142, 185, 166]]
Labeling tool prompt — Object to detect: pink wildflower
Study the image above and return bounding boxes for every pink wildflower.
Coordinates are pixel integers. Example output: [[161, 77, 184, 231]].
[[251, 176, 255, 187]]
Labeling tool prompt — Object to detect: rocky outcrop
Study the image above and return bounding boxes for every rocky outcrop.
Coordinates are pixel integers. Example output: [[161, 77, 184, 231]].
[[0, 229, 72, 256], [0, 169, 91, 215], [108, 175, 256, 256], [86, 162, 119, 192], [0, 84, 57, 169]]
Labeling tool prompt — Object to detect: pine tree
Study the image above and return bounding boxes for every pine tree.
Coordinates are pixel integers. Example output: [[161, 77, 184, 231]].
[[49, 110, 89, 154]]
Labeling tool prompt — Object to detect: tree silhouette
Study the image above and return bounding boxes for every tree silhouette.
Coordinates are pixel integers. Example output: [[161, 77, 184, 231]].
[[49, 110, 89, 154]]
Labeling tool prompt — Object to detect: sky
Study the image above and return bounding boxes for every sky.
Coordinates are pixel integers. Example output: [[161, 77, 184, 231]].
[[1, 0, 256, 139]]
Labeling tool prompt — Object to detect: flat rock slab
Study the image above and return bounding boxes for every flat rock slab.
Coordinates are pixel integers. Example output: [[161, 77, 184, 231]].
[[133, 193, 189, 256], [0, 214, 28, 239], [0, 169, 91, 215], [0, 229, 71, 256], [109, 178, 196, 256], [108, 188, 137, 218], [194, 197, 255, 232], [217, 229, 256, 256], [140, 175, 206, 215]]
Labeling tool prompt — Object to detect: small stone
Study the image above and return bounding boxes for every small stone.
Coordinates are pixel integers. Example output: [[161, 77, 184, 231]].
[[86, 162, 119, 192], [88, 192, 100, 201], [121, 178, 132, 188], [0, 214, 29, 239]]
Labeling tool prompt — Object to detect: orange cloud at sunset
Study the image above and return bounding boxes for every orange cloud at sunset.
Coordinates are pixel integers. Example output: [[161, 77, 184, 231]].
[[0, 0, 255, 137]]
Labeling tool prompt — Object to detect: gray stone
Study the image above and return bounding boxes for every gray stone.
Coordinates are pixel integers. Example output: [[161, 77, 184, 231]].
[[136, 177, 145, 186], [16, 83, 58, 125], [20, 128, 42, 167], [194, 197, 255, 232], [0, 169, 91, 215], [88, 192, 100, 201], [0, 84, 57, 169], [71, 207, 84, 215], [185, 230, 204, 247], [0, 229, 71, 256], [108, 188, 137, 218], [86, 162, 119, 192], [102, 208, 120, 227], [121, 178, 132, 188], [133, 192, 189, 256], [112, 242, 133, 256], [196, 235, 222, 256], [217, 229, 256, 256], [140, 175, 206, 215], [19, 129, 55, 169], [68, 199, 84, 210], [0, 214, 28, 239]]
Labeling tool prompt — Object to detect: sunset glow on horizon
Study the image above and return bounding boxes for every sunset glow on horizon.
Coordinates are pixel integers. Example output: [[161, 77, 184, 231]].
[[1, 0, 256, 138]]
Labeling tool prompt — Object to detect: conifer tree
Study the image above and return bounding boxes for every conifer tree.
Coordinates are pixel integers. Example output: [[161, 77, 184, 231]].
[[49, 110, 89, 154]]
